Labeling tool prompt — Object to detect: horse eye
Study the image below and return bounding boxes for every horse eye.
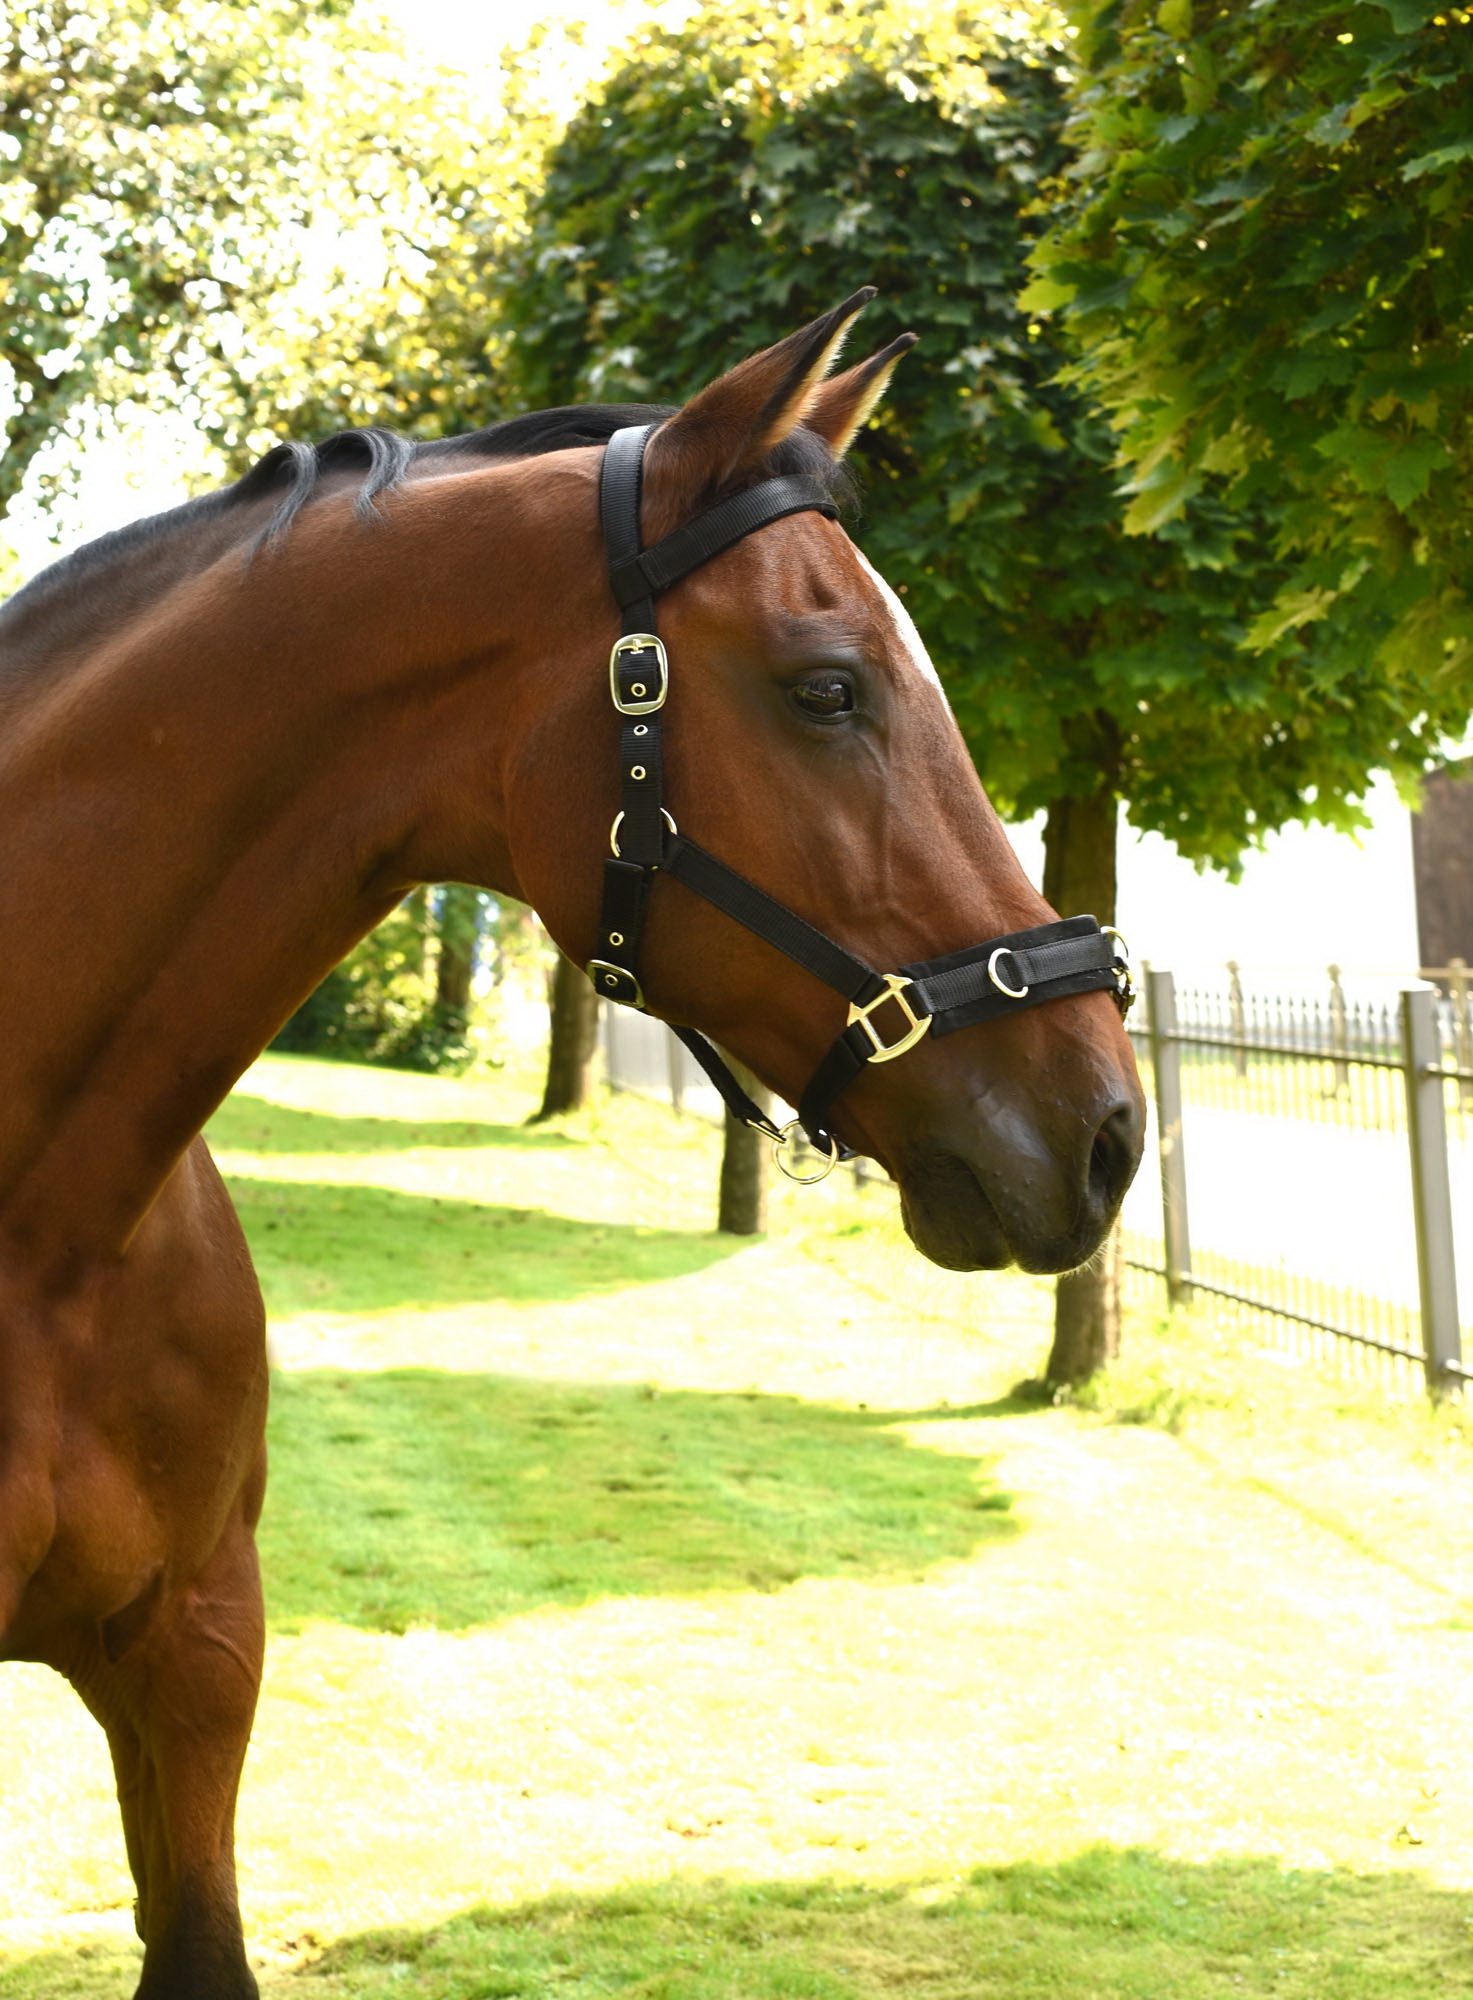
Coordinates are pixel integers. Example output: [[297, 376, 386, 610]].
[[791, 674, 855, 720]]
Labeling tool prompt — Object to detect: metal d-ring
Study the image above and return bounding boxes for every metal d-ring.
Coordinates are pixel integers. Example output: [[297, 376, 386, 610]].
[[1101, 925, 1130, 965], [772, 1119, 839, 1184], [987, 945, 1029, 1000], [1101, 926, 1134, 1015], [609, 808, 677, 858]]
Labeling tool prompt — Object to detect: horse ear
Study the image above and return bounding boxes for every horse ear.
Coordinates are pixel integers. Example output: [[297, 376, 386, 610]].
[[803, 332, 918, 458], [643, 288, 876, 528]]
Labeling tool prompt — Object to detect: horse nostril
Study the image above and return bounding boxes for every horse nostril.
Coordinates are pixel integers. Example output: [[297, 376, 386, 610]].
[[1088, 1100, 1144, 1211]]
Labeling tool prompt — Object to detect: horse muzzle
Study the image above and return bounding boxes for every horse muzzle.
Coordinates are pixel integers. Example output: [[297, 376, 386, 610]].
[[896, 1085, 1145, 1275]]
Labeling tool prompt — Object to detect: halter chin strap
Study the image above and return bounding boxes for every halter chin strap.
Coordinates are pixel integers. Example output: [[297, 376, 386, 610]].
[[586, 422, 1132, 1181]]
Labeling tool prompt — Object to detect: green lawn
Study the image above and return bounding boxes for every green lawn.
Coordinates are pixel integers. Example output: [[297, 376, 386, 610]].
[[3, 1052, 1472, 1998]]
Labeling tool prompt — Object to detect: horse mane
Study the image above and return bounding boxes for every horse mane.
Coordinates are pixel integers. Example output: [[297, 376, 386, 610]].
[[0, 403, 857, 639]]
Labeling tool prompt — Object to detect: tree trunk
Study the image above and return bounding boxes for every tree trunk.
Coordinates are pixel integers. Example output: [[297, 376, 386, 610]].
[[717, 1059, 770, 1235], [434, 883, 481, 1021], [1041, 751, 1123, 1387], [533, 951, 600, 1120]]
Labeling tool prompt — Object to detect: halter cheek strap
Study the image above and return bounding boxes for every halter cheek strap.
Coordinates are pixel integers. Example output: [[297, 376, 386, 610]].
[[586, 423, 1132, 1181]]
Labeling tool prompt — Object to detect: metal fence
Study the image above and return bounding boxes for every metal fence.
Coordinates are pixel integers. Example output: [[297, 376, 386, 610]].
[[604, 964, 1473, 1399], [1123, 967, 1472, 1398]]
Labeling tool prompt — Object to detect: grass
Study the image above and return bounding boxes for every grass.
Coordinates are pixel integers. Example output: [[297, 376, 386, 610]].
[[263, 1370, 1014, 1631], [3, 1051, 1473, 1999]]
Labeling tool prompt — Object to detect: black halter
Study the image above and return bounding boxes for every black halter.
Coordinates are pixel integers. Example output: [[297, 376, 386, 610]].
[[587, 423, 1131, 1181]]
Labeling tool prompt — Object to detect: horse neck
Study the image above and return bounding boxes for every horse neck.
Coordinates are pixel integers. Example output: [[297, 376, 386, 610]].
[[0, 455, 605, 1272]]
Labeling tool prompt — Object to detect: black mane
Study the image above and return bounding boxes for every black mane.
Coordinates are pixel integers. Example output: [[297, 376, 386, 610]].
[[1, 403, 856, 633]]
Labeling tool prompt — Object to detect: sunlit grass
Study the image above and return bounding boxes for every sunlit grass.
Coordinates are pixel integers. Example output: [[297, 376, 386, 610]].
[[4, 1052, 1473, 1999]]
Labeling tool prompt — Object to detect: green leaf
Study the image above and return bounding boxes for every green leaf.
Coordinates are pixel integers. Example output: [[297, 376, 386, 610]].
[[1121, 461, 1201, 535], [1243, 587, 1340, 652], [1402, 140, 1473, 182], [1383, 433, 1452, 511], [1016, 273, 1075, 312], [1370, 0, 1441, 32]]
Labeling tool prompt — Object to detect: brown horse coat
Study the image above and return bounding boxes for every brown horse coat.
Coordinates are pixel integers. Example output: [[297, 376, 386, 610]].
[[0, 297, 1141, 1997]]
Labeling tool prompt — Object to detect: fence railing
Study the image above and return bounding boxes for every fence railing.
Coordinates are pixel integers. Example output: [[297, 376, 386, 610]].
[[1126, 969, 1470, 1399]]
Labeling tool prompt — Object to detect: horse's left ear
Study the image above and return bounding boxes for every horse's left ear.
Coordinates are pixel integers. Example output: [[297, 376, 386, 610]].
[[643, 288, 876, 530], [803, 332, 918, 458]]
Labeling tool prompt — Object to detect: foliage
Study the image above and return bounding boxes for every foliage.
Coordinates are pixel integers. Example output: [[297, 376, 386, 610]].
[[0, 0, 532, 516], [272, 887, 488, 1073], [491, 0, 1470, 867], [1026, 0, 1473, 693]]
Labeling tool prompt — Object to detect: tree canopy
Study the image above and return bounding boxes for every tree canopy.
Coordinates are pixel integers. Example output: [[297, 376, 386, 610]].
[[1024, 0, 1473, 685], [0, 0, 521, 517], [496, 0, 1464, 873]]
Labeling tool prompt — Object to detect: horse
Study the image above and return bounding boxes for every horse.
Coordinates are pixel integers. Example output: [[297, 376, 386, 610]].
[[0, 290, 1143, 1998]]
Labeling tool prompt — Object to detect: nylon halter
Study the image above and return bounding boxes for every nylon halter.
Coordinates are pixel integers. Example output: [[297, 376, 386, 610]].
[[587, 422, 1132, 1182]]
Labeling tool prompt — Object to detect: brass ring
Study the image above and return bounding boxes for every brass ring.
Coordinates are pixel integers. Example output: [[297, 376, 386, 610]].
[[987, 946, 1029, 1000], [772, 1120, 839, 1184], [610, 808, 677, 858]]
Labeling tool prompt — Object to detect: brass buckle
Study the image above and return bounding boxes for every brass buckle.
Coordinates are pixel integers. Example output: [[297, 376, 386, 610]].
[[588, 959, 645, 1008], [772, 1119, 839, 1184], [847, 973, 932, 1063], [610, 634, 668, 714]]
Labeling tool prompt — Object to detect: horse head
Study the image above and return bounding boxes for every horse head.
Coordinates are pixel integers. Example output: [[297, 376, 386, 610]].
[[504, 292, 1145, 1273]]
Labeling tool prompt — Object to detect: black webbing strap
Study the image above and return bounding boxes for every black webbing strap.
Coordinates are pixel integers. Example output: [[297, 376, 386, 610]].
[[796, 917, 1122, 1142], [664, 837, 885, 1009], [610, 475, 839, 611], [587, 419, 1130, 1159], [590, 425, 845, 1019], [905, 916, 1119, 1036], [601, 424, 654, 635], [670, 1025, 786, 1141]]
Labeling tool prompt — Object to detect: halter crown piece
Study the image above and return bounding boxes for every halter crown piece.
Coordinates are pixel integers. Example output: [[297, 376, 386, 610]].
[[587, 423, 1132, 1183]]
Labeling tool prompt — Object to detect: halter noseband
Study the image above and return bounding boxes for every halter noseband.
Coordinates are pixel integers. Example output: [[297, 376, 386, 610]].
[[587, 423, 1132, 1182]]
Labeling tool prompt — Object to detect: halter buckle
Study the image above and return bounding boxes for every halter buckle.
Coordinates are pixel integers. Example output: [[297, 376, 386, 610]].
[[588, 959, 645, 1008], [847, 973, 932, 1063], [610, 634, 668, 714]]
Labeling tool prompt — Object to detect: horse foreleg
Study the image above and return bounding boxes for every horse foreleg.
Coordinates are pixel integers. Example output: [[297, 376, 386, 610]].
[[76, 1497, 265, 2000]]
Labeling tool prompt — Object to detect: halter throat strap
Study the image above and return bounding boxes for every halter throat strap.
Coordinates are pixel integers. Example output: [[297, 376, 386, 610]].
[[587, 423, 1130, 1171]]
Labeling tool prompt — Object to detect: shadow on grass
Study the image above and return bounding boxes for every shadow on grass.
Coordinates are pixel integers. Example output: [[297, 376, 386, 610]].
[[225, 1178, 741, 1315], [11, 1851, 1472, 1998], [261, 1369, 1017, 1632], [208, 1093, 572, 1157]]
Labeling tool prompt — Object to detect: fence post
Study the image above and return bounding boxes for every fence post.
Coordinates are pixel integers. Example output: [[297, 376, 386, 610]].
[[1227, 959, 1247, 1078], [1328, 962, 1350, 1095], [665, 1026, 685, 1115], [1449, 957, 1473, 1108], [1401, 986, 1463, 1397], [1148, 968, 1193, 1305]]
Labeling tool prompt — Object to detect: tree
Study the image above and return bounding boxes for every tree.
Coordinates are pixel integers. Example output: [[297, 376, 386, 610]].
[[717, 1061, 772, 1235], [1024, 0, 1473, 689], [533, 953, 602, 1119], [493, 0, 1463, 1379], [0, 0, 522, 520]]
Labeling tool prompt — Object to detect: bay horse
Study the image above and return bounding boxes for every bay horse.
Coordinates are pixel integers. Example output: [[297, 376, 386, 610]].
[[0, 291, 1143, 1998]]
